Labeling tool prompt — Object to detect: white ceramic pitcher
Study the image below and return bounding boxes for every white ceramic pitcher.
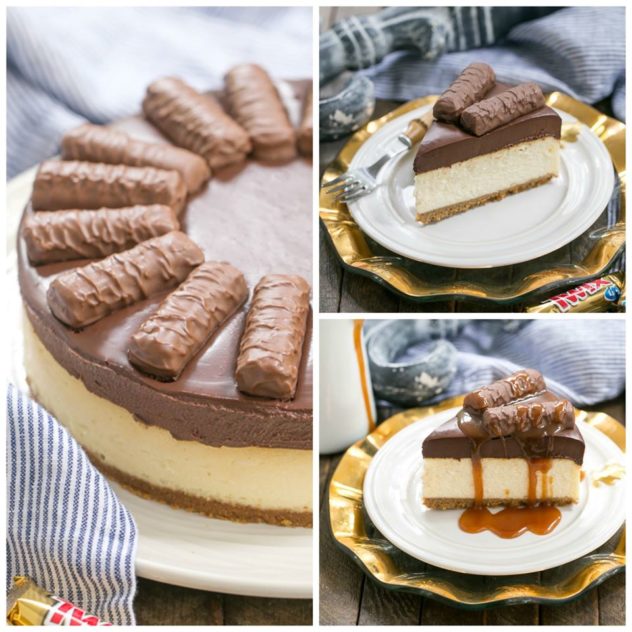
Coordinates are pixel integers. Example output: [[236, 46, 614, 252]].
[[319, 319, 377, 454]]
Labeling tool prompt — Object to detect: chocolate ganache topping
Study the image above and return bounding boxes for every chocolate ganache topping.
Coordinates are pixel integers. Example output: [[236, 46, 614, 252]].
[[414, 79, 561, 175], [18, 81, 313, 451], [423, 369, 584, 464]]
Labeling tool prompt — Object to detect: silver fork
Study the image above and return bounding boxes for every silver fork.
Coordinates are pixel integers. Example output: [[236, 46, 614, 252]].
[[323, 111, 433, 203]]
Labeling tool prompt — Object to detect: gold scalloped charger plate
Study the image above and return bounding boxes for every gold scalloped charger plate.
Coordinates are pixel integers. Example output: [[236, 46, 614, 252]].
[[328, 397, 625, 608], [320, 94, 625, 304]]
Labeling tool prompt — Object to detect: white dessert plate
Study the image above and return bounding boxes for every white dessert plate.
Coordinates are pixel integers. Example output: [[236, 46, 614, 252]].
[[7, 169, 312, 599], [363, 406, 625, 576], [347, 106, 615, 268]]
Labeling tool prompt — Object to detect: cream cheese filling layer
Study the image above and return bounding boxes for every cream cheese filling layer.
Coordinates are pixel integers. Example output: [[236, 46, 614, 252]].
[[23, 317, 312, 513], [423, 457, 580, 502], [414, 136, 560, 216]]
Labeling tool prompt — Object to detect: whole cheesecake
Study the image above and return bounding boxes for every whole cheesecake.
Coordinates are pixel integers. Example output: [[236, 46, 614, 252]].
[[18, 84, 313, 527]]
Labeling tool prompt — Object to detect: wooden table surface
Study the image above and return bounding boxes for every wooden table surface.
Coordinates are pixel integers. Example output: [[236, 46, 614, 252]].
[[134, 579, 312, 625], [319, 399, 625, 626]]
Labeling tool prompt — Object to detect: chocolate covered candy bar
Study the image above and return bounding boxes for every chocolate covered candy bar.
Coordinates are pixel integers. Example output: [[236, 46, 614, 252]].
[[236, 274, 310, 399], [482, 399, 575, 438], [460, 83, 545, 136], [47, 231, 203, 329], [142, 77, 251, 170], [463, 369, 546, 413], [129, 261, 248, 380], [297, 85, 313, 157], [32, 160, 187, 215], [62, 123, 211, 194], [23, 205, 179, 265], [433, 63, 495, 123], [225, 64, 297, 163]]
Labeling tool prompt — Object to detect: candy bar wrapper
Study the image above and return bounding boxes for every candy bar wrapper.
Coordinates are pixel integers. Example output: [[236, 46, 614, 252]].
[[525, 274, 623, 313], [7, 576, 111, 626]]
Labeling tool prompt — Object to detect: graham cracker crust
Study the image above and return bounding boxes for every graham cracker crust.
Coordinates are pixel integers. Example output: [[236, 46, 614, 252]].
[[85, 449, 312, 528], [417, 174, 555, 224], [424, 496, 576, 510]]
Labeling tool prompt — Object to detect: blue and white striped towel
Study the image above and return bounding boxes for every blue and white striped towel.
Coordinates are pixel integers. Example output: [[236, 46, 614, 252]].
[[7, 6, 312, 177], [363, 7, 625, 121], [370, 319, 626, 407], [6, 384, 137, 625]]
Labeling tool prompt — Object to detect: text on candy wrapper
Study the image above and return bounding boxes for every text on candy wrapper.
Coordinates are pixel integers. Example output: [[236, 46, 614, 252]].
[[548, 279, 613, 312]]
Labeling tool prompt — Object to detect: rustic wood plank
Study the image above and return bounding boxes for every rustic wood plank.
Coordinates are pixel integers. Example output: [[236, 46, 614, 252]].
[[400, 298, 455, 312], [358, 579, 422, 625], [320, 455, 336, 510], [339, 272, 400, 313], [319, 456, 364, 625], [319, 224, 343, 312], [540, 587, 598, 625], [598, 571, 625, 625], [455, 299, 515, 313], [134, 578, 223, 625], [223, 595, 312, 625], [319, 7, 337, 29], [420, 599, 485, 625], [483, 603, 539, 625]]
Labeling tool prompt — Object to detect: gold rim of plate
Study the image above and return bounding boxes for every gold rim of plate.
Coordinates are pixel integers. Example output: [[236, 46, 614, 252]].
[[320, 94, 626, 304], [328, 396, 625, 608]]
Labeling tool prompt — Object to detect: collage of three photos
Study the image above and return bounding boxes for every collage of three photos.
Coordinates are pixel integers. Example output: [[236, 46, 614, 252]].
[[5, 4, 626, 627]]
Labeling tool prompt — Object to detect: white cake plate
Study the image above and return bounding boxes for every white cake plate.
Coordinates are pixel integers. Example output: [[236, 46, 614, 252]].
[[347, 105, 615, 268], [363, 406, 625, 576], [7, 169, 312, 599]]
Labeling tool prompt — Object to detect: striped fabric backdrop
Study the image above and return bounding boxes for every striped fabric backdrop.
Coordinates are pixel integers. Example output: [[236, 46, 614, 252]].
[[6, 385, 137, 625], [367, 320, 626, 407], [363, 7, 625, 120], [7, 6, 312, 177]]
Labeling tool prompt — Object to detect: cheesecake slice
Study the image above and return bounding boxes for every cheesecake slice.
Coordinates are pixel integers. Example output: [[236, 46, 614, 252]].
[[414, 65, 562, 224], [422, 369, 584, 509]]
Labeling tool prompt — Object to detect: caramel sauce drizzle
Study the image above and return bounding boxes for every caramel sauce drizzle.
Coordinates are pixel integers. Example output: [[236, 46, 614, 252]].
[[591, 462, 625, 487], [561, 122, 582, 143], [459, 454, 562, 539], [353, 320, 375, 432]]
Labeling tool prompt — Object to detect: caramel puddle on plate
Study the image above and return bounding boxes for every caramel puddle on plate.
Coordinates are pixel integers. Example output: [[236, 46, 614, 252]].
[[459, 505, 562, 539], [591, 461, 625, 487], [561, 122, 582, 143]]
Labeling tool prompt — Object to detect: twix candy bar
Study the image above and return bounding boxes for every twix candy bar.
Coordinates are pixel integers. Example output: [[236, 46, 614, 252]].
[[143, 77, 252, 170], [47, 231, 203, 329], [526, 274, 623, 313], [129, 261, 248, 380], [297, 85, 313, 157], [61, 124, 211, 194], [23, 205, 179, 265], [236, 274, 310, 399], [32, 160, 187, 215], [225, 64, 297, 163], [7, 576, 111, 626]]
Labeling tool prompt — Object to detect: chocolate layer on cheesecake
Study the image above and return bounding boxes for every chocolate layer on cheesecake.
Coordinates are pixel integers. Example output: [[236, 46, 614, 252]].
[[422, 370, 585, 464], [414, 83, 561, 175], [422, 410, 584, 464]]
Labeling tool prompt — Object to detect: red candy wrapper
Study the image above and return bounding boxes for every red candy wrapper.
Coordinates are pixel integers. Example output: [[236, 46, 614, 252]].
[[525, 274, 623, 313], [7, 576, 111, 626]]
